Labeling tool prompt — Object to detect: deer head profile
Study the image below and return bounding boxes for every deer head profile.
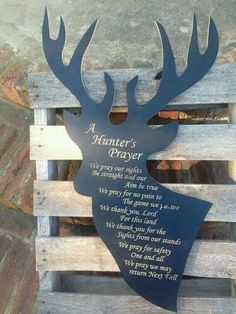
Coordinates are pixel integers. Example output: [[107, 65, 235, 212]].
[[42, 8, 218, 312], [43, 9, 218, 196]]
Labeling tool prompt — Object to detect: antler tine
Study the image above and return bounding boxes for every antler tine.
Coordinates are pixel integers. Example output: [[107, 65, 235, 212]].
[[127, 20, 177, 121], [182, 15, 218, 86], [127, 15, 218, 122], [42, 8, 66, 71], [42, 8, 114, 115]]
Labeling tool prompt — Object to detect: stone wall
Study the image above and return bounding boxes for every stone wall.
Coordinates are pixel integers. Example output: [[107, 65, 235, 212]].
[[0, 0, 235, 106]]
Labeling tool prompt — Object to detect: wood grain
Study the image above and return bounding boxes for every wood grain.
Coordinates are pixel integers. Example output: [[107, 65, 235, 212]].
[[228, 104, 236, 180], [30, 124, 236, 161], [34, 181, 236, 222], [36, 237, 236, 278], [34, 108, 60, 292], [29, 64, 236, 110], [37, 292, 236, 314], [228, 103, 236, 297]]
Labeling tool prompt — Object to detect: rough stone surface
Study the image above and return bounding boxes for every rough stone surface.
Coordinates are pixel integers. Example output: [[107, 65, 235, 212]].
[[0, 205, 36, 240], [0, 0, 236, 67], [0, 99, 34, 212], [0, 1, 235, 106]]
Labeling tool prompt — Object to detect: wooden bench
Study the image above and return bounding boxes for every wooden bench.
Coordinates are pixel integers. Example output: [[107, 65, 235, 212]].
[[29, 64, 236, 313]]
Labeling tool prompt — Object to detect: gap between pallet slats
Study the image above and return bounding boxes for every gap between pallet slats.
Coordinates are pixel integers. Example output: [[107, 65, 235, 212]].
[[60, 275, 231, 297]]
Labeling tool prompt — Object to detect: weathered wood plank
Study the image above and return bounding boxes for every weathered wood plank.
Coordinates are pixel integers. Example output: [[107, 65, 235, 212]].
[[34, 181, 236, 222], [36, 237, 236, 278], [228, 103, 236, 297], [30, 124, 236, 161], [29, 64, 236, 110], [34, 108, 60, 292], [37, 292, 236, 314], [228, 104, 236, 181], [34, 180, 91, 217], [34, 109, 58, 236]]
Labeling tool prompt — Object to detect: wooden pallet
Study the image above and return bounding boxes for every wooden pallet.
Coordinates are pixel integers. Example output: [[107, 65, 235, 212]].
[[29, 64, 236, 313]]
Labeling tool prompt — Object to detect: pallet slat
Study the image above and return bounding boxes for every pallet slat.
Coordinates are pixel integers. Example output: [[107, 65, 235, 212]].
[[30, 124, 236, 161], [36, 237, 236, 278], [34, 108, 60, 292], [29, 64, 236, 110], [37, 292, 236, 314], [34, 181, 236, 222]]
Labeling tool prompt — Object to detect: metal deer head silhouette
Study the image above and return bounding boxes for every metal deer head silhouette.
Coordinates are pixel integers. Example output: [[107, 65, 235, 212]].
[[43, 8, 218, 312]]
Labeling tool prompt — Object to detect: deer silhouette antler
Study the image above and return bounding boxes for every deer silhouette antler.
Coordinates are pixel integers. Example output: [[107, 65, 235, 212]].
[[42, 8, 114, 116], [127, 15, 218, 121], [43, 9, 218, 122]]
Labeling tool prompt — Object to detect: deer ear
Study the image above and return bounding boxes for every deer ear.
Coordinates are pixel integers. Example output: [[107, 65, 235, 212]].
[[63, 110, 80, 146]]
